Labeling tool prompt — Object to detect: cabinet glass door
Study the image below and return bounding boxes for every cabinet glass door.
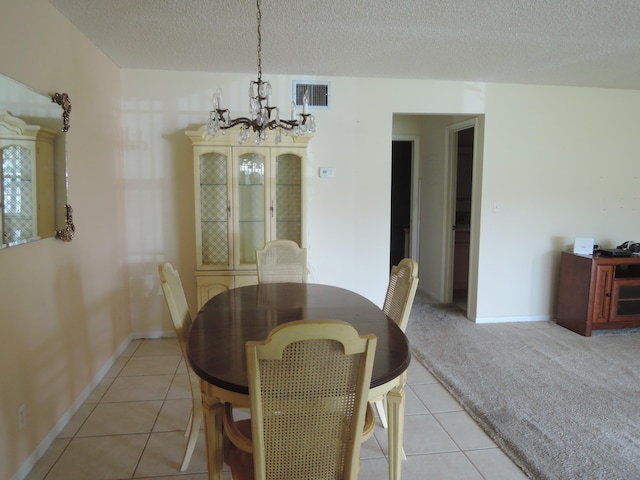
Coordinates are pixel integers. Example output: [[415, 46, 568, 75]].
[[236, 152, 266, 266], [199, 152, 230, 267], [274, 153, 302, 245]]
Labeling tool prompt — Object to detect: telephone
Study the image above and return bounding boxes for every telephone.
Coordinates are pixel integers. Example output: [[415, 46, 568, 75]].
[[617, 241, 640, 253]]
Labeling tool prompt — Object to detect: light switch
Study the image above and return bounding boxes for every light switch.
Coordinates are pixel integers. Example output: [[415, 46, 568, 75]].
[[319, 167, 335, 178]]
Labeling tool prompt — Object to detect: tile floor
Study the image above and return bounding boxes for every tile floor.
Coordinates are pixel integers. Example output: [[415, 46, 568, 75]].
[[25, 338, 527, 480]]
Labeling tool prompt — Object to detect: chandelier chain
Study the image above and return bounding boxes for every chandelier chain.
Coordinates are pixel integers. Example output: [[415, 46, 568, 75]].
[[256, 0, 262, 81]]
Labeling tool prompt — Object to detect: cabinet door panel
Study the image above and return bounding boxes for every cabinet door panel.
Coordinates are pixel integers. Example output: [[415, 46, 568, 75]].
[[274, 153, 302, 245], [197, 150, 232, 269], [592, 265, 613, 324], [235, 151, 266, 266], [609, 280, 640, 322]]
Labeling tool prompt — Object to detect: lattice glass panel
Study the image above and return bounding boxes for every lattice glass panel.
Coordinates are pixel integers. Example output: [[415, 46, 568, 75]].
[[2, 146, 33, 244], [199, 152, 228, 265], [200, 184, 227, 221], [276, 154, 301, 185], [276, 185, 301, 221], [275, 154, 301, 243], [239, 221, 264, 265], [201, 221, 229, 265], [200, 152, 227, 184], [276, 221, 301, 245]]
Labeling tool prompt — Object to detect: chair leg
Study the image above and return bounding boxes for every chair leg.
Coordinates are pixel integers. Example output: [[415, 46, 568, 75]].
[[184, 410, 193, 437], [180, 401, 203, 471], [374, 398, 388, 429]]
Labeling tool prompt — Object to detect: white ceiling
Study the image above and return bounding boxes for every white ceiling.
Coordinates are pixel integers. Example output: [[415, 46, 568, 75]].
[[48, 0, 640, 90]]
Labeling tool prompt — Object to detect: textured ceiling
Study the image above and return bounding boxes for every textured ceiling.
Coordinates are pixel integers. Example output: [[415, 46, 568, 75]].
[[48, 0, 640, 90]]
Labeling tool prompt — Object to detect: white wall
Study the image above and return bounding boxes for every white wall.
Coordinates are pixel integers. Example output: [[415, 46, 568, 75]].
[[122, 71, 640, 331], [0, 2, 130, 479]]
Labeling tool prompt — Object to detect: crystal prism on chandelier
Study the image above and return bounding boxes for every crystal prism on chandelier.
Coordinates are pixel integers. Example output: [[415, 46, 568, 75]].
[[207, 0, 316, 145]]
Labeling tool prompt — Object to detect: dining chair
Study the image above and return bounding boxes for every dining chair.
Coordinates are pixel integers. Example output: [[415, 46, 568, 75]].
[[375, 258, 419, 428], [158, 262, 203, 472], [222, 319, 377, 480], [255, 239, 307, 283]]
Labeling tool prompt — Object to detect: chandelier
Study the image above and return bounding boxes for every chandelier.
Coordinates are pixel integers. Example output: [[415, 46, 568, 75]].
[[207, 0, 317, 145]]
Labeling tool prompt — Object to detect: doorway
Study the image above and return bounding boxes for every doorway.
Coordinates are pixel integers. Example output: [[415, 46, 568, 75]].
[[390, 137, 420, 270], [448, 124, 475, 310]]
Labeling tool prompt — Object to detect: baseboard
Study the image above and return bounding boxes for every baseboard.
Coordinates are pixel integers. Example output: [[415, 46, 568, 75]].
[[474, 314, 553, 324]]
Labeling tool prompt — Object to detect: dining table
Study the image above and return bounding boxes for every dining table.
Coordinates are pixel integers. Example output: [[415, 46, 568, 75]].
[[186, 282, 411, 480]]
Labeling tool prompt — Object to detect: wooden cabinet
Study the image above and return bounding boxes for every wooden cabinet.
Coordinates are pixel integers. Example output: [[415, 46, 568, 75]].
[[556, 252, 640, 336], [186, 126, 312, 308]]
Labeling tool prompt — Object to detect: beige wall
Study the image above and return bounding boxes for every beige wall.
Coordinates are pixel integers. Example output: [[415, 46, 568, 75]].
[[0, 2, 130, 479], [122, 70, 640, 332]]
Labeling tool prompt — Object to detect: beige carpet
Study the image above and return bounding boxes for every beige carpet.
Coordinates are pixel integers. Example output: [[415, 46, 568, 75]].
[[406, 292, 640, 480]]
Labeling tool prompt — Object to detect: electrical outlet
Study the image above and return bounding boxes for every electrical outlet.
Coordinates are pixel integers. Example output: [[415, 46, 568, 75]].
[[18, 404, 26, 429]]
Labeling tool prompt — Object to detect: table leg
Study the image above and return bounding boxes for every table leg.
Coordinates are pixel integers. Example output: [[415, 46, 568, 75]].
[[200, 387, 224, 480], [386, 375, 406, 480]]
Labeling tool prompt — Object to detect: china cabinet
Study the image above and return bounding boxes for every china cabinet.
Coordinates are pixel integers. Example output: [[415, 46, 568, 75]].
[[186, 126, 312, 308], [1, 112, 58, 246]]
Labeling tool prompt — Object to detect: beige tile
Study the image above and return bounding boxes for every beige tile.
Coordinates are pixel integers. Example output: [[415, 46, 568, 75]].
[[358, 457, 389, 479], [411, 382, 463, 413], [77, 401, 162, 436], [153, 398, 193, 432], [135, 475, 214, 480], [120, 354, 181, 376], [374, 414, 458, 456], [121, 339, 142, 357], [24, 438, 70, 480], [465, 448, 529, 480], [45, 434, 148, 480], [406, 357, 437, 385], [105, 356, 128, 377], [102, 375, 173, 402], [360, 434, 385, 459], [403, 386, 430, 415], [57, 404, 95, 438], [401, 451, 484, 479], [135, 338, 180, 356], [134, 430, 208, 477], [166, 373, 192, 399], [84, 376, 114, 404], [433, 411, 495, 450]]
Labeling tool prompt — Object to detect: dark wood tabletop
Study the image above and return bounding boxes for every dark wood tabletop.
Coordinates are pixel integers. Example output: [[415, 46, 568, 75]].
[[186, 283, 411, 395]]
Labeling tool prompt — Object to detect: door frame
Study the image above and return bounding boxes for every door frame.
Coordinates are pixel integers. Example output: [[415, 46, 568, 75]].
[[443, 119, 477, 307], [391, 135, 421, 263]]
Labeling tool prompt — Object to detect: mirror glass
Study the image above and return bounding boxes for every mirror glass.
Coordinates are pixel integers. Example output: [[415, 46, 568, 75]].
[[0, 73, 67, 248]]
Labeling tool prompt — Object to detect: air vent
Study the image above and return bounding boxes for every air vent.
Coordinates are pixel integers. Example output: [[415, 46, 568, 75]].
[[293, 81, 331, 110]]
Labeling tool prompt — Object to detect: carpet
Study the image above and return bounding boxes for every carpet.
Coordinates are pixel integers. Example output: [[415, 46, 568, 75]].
[[406, 292, 640, 480]]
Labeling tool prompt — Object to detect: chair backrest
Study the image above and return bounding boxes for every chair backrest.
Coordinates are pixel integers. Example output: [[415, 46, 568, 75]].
[[246, 320, 377, 480], [256, 239, 307, 284], [158, 263, 200, 385], [383, 258, 419, 332], [158, 262, 192, 346]]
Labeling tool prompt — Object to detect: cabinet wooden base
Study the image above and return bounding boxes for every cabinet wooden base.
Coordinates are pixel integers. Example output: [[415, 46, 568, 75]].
[[556, 252, 640, 336]]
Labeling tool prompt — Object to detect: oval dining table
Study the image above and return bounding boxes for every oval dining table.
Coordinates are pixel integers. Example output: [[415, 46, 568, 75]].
[[186, 282, 411, 480]]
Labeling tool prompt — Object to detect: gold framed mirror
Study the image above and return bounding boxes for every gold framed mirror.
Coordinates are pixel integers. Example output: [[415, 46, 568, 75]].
[[0, 73, 74, 247]]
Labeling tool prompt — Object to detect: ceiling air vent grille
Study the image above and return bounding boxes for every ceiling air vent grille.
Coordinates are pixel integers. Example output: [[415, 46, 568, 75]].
[[293, 81, 331, 110]]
